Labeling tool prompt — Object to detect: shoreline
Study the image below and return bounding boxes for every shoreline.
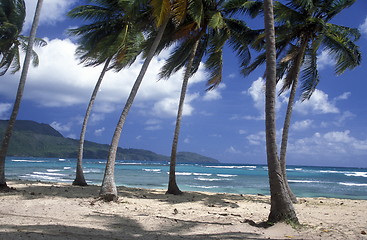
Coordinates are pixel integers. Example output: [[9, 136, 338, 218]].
[[1, 180, 367, 239]]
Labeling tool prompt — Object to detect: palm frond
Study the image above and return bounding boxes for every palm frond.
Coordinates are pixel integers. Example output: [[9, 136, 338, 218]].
[[150, 0, 171, 27]]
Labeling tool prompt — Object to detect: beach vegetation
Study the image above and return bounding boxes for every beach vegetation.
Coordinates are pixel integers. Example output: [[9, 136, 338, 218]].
[[262, 0, 299, 224], [243, 0, 361, 204], [0, 0, 46, 76], [67, 0, 145, 186], [0, 0, 44, 191], [158, 0, 258, 195]]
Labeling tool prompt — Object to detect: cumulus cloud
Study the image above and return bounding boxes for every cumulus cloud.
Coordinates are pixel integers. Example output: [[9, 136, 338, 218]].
[[0, 103, 12, 119], [291, 119, 313, 131], [1, 38, 206, 119], [202, 83, 226, 101], [294, 89, 339, 115], [23, 0, 74, 32], [246, 131, 266, 145], [244, 77, 288, 120], [288, 130, 367, 156], [359, 16, 367, 36]]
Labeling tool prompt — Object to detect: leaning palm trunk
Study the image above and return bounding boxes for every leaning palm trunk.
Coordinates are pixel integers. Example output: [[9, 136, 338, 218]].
[[0, 0, 43, 190], [166, 40, 199, 195], [73, 57, 112, 186], [263, 0, 298, 223], [99, 17, 170, 201], [279, 39, 308, 204], [279, 78, 298, 203]]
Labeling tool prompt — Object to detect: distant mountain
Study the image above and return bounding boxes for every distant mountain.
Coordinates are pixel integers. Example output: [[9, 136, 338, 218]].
[[0, 120, 219, 163]]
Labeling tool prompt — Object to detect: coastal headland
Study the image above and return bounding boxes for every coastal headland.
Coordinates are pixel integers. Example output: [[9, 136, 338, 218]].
[[1, 180, 366, 239]]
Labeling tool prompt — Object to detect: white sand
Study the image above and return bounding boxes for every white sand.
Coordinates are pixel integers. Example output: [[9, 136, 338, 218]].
[[0, 180, 366, 239]]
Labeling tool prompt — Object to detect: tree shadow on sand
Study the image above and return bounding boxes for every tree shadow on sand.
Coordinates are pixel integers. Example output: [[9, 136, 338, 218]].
[[0, 211, 290, 240]]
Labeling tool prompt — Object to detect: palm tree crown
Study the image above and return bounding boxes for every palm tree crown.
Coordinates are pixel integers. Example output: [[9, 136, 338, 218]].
[[0, 0, 46, 76]]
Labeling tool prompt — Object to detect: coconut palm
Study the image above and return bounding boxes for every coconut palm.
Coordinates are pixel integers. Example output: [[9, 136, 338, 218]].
[[67, 0, 145, 186], [158, 0, 257, 195], [262, 0, 298, 223], [0, 0, 46, 76], [0, 0, 44, 190], [99, 0, 188, 201], [244, 0, 361, 203]]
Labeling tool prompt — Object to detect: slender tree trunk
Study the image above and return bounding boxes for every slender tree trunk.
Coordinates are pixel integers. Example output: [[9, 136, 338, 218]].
[[279, 78, 298, 204], [263, 0, 298, 224], [99, 17, 170, 201], [279, 40, 308, 204], [166, 40, 199, 195], [73, 57, 112, 186], [0, 0, 43, 190]]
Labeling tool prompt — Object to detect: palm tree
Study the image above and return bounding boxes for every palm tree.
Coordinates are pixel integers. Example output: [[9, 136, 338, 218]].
[[0, 0, 44, 190], [262, 0, 298, 223], [245, 0, 361, 203], [99, 0, 188, 201], [0, 0, 46, 76], [67, 0, 145, 186], [275, 0, 361, 203], [159, 0, 256, 195]]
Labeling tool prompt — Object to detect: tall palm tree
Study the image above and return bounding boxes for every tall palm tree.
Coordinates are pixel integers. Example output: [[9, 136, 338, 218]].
[[99, 0, 188, 201], [262, 0, 298, 223], [244, 0, 361, 203], [0, 0, 46, 76], [159, 0, 256, 195], [67, 0, 145, 186], [0, 0, 44, 190]]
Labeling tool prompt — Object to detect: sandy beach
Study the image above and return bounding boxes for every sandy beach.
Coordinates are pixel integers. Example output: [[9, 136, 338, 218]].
[[0, 180, 366, 240]]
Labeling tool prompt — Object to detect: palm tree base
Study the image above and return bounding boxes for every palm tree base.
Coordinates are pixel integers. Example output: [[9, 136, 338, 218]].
[[0, 183, 16, 192], [165, 189, 183, 195], [100, 193, 119, 202], [72, 179, 88, 186]]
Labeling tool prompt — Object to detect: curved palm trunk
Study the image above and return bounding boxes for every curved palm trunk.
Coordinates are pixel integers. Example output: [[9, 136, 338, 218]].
[[263, 0, 298, 224], [73, 57, 112, 186], [99, 17, 170, 201], [166, 40, 199, 195], [0, 0, 43, 190], [279, 78, 298, 204], [279, 40, 308, 204]]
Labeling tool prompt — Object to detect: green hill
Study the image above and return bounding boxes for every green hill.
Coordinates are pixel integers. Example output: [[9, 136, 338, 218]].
[[0, 120, 219, 163]]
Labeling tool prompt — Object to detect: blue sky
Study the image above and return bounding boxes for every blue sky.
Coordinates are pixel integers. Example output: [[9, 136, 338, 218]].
[[1, 0, 367, 168]]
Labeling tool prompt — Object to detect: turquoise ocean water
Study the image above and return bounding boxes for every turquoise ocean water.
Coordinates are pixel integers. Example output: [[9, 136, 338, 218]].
[[5, 157, 367, 200]]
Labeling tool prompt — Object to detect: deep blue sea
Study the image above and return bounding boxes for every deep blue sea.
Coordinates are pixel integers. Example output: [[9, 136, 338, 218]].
[[5, 157, 367, 200]]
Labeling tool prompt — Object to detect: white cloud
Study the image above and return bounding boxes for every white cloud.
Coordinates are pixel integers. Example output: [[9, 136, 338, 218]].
[[288, 131, 367, 156], [184, 137, 190, 144], [144, 119, 161, 131], [246, 131, 266, 145], [0, 103, 12, 119], [294, 89, 339, 115], [94, 127, 105, 136], [226, 146, 242, 154], [1, 38, 206, 119], [50, 121, 71, 133], [23, 0, 74, 32], [317, 50, 335, 70], [334, 92, 351, 101], [244, 77, 288, 120], [359, 16, 367, 36], [291, 119, 313, 131], [202, 83, 226, 101], [90, 113, 105, 123]]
